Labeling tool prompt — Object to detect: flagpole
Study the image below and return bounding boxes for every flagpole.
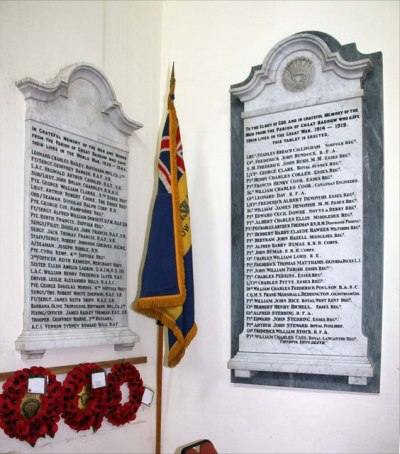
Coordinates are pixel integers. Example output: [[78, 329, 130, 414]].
[[154, 66, 176, 454], [156, 321, 163, 454]]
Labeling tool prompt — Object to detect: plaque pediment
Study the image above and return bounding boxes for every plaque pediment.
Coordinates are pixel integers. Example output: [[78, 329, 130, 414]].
[[17, 63, 142, 140], [231, 33, 372, 113]]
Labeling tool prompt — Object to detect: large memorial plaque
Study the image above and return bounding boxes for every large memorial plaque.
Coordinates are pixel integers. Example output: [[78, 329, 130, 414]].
[[228, 32, 383, 392], [15, 63, 142, 358]]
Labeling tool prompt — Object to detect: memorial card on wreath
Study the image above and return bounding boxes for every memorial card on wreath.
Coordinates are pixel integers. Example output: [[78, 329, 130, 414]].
[[228, 32, 383, 392], [15, 64, 142, 359]]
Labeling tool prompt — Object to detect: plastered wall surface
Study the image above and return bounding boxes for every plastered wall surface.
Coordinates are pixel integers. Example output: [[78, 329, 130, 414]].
[[0, 1, 162, 453], [159, 2, 399, 454], [0, 1, 399, 454]]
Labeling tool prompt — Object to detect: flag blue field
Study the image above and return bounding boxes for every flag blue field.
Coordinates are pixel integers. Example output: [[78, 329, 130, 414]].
[[134, 72, 197, 367]]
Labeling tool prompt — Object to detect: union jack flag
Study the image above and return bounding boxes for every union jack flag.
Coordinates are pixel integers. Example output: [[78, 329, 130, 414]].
[[134, 70, 197, 367], [158, 122, 185, 194]]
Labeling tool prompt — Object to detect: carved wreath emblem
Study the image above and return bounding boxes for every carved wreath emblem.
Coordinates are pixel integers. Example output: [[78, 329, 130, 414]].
[[282, 57, 315, 92]]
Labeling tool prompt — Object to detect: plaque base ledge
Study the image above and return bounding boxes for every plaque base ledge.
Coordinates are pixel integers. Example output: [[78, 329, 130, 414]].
[[15, 327, 139, 359], [228, 351, 373, 384]]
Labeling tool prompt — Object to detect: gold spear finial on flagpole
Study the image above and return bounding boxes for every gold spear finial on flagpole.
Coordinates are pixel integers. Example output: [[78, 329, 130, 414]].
[[169, 63, 176, 106], [168, 62, 177, 121], [170, 62, 175, 88]]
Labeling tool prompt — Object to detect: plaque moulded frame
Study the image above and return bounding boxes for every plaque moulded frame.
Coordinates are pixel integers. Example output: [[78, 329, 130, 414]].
[[16, 63, 142, 359], [228, 32, 383, 392]]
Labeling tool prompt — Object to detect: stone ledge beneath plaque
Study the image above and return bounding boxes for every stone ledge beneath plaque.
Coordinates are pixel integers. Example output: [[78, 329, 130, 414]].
[[15, 328, 139, 359], [228, 352, 373, 384]]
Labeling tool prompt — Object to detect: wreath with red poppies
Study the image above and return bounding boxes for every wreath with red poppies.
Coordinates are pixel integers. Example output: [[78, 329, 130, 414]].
[[61, 363, 107, 432], [105, 362, 144, 426], [0, 366, 62, 446]]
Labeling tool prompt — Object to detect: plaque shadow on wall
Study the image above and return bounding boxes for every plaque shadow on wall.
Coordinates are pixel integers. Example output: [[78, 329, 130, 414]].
[[15, 63, 143, 359], [228, 32, 383, 392]]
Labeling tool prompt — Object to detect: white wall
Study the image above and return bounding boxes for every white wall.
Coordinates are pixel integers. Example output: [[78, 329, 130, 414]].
[[0, 1, 163, 453], [159, 2, 399, 454], [0, 1, 398, 454]]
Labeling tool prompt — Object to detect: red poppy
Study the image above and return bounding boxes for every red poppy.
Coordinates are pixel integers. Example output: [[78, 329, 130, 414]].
[[61, 363, 107, 432], [105, 362, 144, 426], [0, 367, 62, 446]]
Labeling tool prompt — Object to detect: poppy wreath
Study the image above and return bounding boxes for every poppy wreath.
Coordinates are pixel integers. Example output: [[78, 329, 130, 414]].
[[0, 366, 62, 447], [61, 363, 107, 432], [105, 362, 144, 426]]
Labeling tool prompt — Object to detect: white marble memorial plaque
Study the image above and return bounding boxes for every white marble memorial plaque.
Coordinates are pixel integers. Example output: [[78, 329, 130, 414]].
[[228, 33, 384, 390], [15, 63, 142, 358]]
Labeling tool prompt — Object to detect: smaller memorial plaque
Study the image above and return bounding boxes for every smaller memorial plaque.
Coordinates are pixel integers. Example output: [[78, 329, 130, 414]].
[[16, 63, 143, 358], [228, 32, 383, 392]]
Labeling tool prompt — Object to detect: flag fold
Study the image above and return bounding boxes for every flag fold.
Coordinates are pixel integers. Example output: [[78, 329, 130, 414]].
[[133, 70, 197, 367]]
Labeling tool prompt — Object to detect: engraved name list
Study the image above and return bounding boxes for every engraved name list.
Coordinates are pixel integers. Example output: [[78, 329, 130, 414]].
[[243, 98, 363, 356], [28, 121, 128, 331]]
